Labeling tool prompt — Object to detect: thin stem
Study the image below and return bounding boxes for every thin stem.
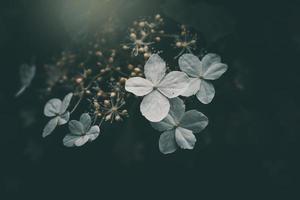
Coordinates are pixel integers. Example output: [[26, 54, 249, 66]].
[[70, 92, 84, 114], [98, 117, 105, 127]]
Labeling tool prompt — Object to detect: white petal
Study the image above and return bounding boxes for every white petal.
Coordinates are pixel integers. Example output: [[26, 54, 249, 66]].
[[63, 134, 79, 147], [42, 117, 58, 138], [80, 113, 92, 131], [68, 120, 84, 135], [181, 78, 201, 97], [44, 99, 62, 117], [144, 54, 166, 85], [58, 111, 70, 125], [140, 90, 170, 122], [157, 71, 189, 98], [74, 135, 89, 147], [151, 115, 176, 132], [201, 53, 221, 74], [151, 97, 185, 131], [180, 110, 209, 133], [125, 77, 153, 96], [196, 80, 215, 104], [179, 54, 202, 77], [159, 129, 177, 154], [168, 97, 185, 123], [203, 63, 228, 80], [86, 125, 100, 141], [60, 93, 73, 114], [175, 127, 196, 150]]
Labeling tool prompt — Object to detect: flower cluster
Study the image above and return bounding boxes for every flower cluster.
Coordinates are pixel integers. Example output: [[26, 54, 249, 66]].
[[17, 14, 228, 154], [125, 53, 227, 153]]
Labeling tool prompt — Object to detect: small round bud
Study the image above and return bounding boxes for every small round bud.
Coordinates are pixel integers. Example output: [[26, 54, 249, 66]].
[[119, 77, 127, 84], [155, 14, 161, 20], [138, 47, 145, 53], [130, 33, 137, 40], [108, 57, 114, 63], [105, 114, 112, 121], [128, 64, 134, 70], [131, 72, 137, 77], [155, 37, 161, 42], [104, 100, 110, 107], [95, 51, 102, 56], [97, 90, 104, 97], [122, 110, 128, 115], [110, 92, 116, 97], [144, 45, 149, 52], [134, 67, 141, 73], [75, 77, 83, 84], [115, 115, 121, 121], [144, 53, 150, 59], [122, 45, 129, 50], [140, 30, 146, 36], [139, 21, 145, 27], [176, 41, 182, 47]]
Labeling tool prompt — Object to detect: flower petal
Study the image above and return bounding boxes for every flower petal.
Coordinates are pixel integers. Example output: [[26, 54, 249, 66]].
[[151, 97, 185, 131], [175, 127, 196, 150], [58, 111, 70, 125], [201, 53, 221, 74], [140, 90, 170, 122], [144, 54, 166, 85], [159, 129, 177, 154], [86, 125, 100, 141], [63, 134, 79, 147], [168, 97, 185, 123], [180, 110, 209, 133], [42, 117, 59, 138], [179, 54, 202, 77], [60, 93, 73, 114], [181, 78, 201, 97], [80, 113, 92, 131], [157, 71, 189, 98], [125, 77, 153, 96], [196, 80, 215, 104], [203, 63, 228, 80], [151, 115, 176, 132], [44, 99, 62, 117], [68, 120, 84, 135], [74, 135, 89, 147]]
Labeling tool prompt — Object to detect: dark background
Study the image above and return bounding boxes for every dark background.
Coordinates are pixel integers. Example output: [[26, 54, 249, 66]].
[[0, 0, 300, 199]]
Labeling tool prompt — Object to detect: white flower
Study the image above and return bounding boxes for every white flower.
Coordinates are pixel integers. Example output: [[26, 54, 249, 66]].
[[125, 54, 189, 122], [179, 53, 228, 104], [42, 93, 73, 137], [63, 113, 100, 147], [15, 63, 36, 97], [151, 97, 208, 154]]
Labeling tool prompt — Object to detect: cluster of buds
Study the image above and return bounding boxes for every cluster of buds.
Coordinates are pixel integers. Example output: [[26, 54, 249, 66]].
[[91, 92, 128, 123], [173, 25, 197, 58], [122, 14, 164, 58]]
